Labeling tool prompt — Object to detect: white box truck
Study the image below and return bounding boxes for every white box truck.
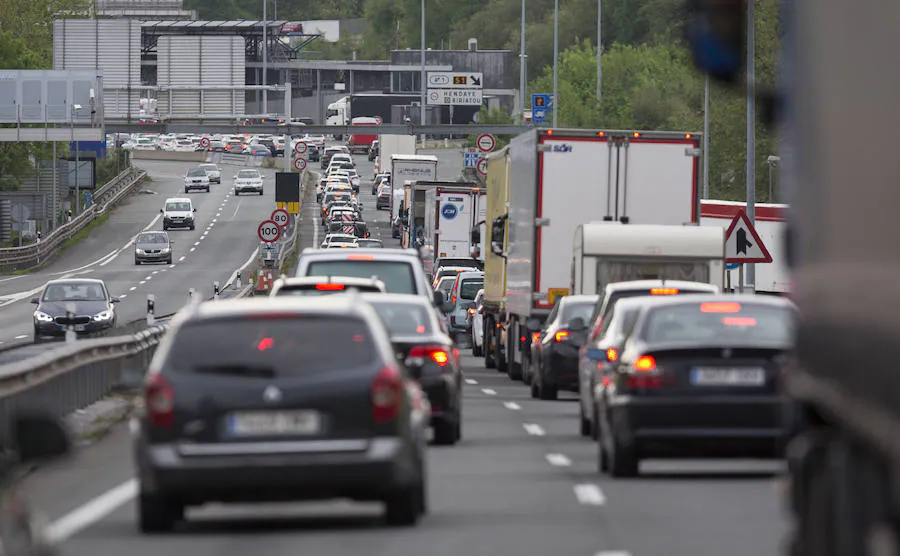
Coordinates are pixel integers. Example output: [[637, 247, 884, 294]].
[[499, 128, 702, 379], [376, 135, 416, 178], [420, 184, 486, 261], [390, 154, 438, 238]]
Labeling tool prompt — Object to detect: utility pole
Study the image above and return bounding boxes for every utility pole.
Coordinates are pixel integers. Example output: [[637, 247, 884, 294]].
[[420, 0, 426, 128], [519, 0, 526, 115], [703, 74, 710, 199], [552, 0, 559, 127], [596, 0, 602, 103], [262, 0, 268, 115], [745, 0, 756, 291]]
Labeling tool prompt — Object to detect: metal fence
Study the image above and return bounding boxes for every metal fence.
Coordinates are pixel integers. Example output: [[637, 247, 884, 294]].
[[0, 167, 147, 273]]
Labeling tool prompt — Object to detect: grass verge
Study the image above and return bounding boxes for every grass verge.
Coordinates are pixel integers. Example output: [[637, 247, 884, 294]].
[[60, 212, 110, 251]]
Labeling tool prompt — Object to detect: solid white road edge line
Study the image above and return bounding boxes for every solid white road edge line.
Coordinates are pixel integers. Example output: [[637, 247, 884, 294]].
[[503, 401, 521, 410], [523, 423, 546, 436], [573, 484, 606, 506], [224, 247, 259, 289], [481, 388, 497, 396], [45, 479, 138, 542], [545, 453, 572, 467], [595, 552, 631, 556]]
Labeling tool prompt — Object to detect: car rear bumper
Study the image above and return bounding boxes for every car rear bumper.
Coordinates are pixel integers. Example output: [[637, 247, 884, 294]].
[[185, 183, 209, 190], [135, 252, 171, 263], [545, 351, 580, 390], [608, 395, 786, 458], [163, 218, 193, 229], [136, 437, 420, 503]]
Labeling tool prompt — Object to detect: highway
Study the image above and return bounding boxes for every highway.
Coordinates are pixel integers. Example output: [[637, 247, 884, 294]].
[[18, 147, 789, 556], [0, 159, 280, 345]]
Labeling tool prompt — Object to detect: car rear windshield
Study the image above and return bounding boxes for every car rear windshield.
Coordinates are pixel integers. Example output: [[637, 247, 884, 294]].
[[306, 260, 416, 294], [640, 302, 794, 345], [165, 316, 377, 376], [368, 302, 434, 336], [356, 240, 383, 248], [604, 288, 713, 318], [459, 279, 483, 300], [187, 169, 206, 176], [561, 301, 595, 325]]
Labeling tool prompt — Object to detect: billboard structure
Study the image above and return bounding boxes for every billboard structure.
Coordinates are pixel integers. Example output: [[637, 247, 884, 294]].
[[0, 70, 104, 141]]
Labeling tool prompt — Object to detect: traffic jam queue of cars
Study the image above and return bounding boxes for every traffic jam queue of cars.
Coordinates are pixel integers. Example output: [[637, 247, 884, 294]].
[[317, 147, 383, 248]]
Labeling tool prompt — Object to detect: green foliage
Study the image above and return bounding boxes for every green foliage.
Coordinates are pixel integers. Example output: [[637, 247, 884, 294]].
[[95, 149, 130, 185], [464, 107, 515, 150]]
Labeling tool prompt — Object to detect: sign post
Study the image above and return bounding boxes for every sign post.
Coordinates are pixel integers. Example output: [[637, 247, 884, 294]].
[[723, 209, 773, 292], [427, 72, 484, 106], [258, 220, 282, 243], [275, 172, 301, 214]]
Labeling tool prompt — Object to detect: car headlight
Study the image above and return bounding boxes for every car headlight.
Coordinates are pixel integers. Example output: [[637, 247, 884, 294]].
[[161, 247, 171, 253], [135, 248, 145, 254], [34, 311, 53, 322], [93, 310, 113, 321]]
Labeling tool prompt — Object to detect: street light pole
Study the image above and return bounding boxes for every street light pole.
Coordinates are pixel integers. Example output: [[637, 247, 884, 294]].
[[596, 0, 602, 103], [519, 0, 526, 115], [420, 0, 426, 129], [745, 0, 756, 291], [262, 0, 268, 115], [552, 0, 559, 127], [703, 73, 710, 199], [73, 104, 82, 216]]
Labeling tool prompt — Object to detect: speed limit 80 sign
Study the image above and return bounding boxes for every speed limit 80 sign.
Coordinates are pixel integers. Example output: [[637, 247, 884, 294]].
[[257, 220, 281, 243], [270, 208, 289, 228]]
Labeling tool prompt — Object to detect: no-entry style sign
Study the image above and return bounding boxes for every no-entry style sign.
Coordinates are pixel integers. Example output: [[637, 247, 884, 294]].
[[476, 133, 495, 153], [258, 220, 281, 243], [270, 208, 289, 228], [199, 137, 210, 148], [293, 157, 307, 171], [293, 141, 307, 155]]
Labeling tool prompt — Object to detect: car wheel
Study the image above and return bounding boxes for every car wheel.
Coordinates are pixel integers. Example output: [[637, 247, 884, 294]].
[[484, 321, 496, 368], [384, 486, 420, 526], [189, 225, 195, 231], [580, 403, 591, 437], [234, 190, 240, 196], [166, 256, 172, 264], [162, 224, 168, 231], [205, 186, 210, 192], [433, 417, 457, 446], [598, 431, 609, 473], [259, 189, 263, 196], [539, 381, 558, 400], [137, 492, 183, 533], [591, 402, 600, 441], [184, 188, 189, 193], [134, 258, 141, 265], [607, 427, 638, 478]]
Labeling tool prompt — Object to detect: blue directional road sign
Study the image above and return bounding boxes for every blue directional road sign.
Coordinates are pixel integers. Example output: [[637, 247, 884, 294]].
[[532, 93, 552, 111], [464, 149, 479, 168], [532, 108, 547, 125]]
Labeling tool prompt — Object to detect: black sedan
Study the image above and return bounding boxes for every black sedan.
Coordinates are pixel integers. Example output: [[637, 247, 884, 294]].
[[361, 293, 463, 446], [133, 297, 429, 532], [596, 294, 797, 477], [32, 278, 119, 342], [528, 294, 599, 400]]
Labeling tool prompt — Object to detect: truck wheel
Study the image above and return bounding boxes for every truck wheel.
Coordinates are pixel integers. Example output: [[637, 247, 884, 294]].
[[483, 319, 496, 368], [507, 322, 522, 380], [496, 335, 507, 374]]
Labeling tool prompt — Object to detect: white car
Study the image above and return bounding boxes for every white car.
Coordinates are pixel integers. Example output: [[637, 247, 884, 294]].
[[184, 168, 210, 193], [234, 168, 264, 196], [319, 233, 357, 248], [198, 163, 221, 184], [172, 139, 196, 152], [470, 289, 485, 356]]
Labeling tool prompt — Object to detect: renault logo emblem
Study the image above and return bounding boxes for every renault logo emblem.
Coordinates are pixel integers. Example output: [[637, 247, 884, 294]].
[[263, 386, 282, 403]]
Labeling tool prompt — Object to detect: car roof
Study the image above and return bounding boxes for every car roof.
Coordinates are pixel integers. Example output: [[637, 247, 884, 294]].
[[165, 197, 191, 203], [605, 280, 720, 293], [177, 296, 380, 324], [45, 278, 106, 286], [632, 293, 797, 311], [300, 247, 420, 259], [560, 294, 600, 305], [457, 271, 485, 279], [358, 292, 430, 306]]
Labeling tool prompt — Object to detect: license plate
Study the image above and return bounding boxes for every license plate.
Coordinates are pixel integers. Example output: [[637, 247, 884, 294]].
[[691, 368, 765, 386], [74, 324, 86, 332], [227, 411, 321, 436]]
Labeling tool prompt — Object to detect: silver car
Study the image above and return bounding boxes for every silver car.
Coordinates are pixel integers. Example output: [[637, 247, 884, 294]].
[[198, 163, 221, 183], [134, 231, 173, 265]]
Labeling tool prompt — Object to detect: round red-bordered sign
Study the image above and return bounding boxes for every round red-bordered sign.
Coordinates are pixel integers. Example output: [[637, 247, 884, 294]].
[[293, 141, 307, 154], [270, 208, 289, 228], [258, 220, 281, 243], [476, 133, 495, 153], [293, 157, 307, 171], [375, 116, 384, 125], [477, 157, 488, 176], [199, 137, 211, 148]]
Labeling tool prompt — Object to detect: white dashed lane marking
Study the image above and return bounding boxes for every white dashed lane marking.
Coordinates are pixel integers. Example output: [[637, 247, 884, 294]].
[[464, 378, 478, 385], [503, 401, 521, 410], [545, 453, 572, 467], [523, 423, 546, 436], [573, 484, 606, 506], [481, 388, 497, 396]]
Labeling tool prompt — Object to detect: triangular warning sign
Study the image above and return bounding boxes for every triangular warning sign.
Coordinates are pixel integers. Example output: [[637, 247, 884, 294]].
[[724, 209, 773, 263]]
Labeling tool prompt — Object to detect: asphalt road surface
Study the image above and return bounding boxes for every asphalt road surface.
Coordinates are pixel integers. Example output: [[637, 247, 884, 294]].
[[19, 148, 790, 556], [0, 160, 281, 345]]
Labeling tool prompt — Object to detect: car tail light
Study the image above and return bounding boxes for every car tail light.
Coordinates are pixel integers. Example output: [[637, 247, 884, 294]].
[[347, 254, 375, 260], [555, 331, 569, 342], [700, 302, 741, 313], [468, 307, 476, 315], [633, 355, 656, 371], [606, 347, 618, 361], [651, 288, 679, 295], [626, 375, 663, 389], [532, 331, 540, 342], [145, 374, 174, 428], [316, 283, 345, 291], [372, 366, 403, 423], [408, 345, 450, 367]]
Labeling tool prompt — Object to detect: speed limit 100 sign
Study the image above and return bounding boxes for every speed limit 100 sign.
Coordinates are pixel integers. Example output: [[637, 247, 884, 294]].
[[270, 208, 289, 228], [258, 220, 281, 243]]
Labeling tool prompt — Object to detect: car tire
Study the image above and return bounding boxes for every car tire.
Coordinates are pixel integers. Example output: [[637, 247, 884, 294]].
[[184, 188, 189, 193], [259, 190, 263, 196], [580, 403, 591, 437], [591, 403, 600, 441], [433, 418, 457, 446], [166, 256, 172, 264], [539, 381, 558, 401], [189, 224, 195, 231], [134, 258, 141, 265], [598, 433, 609, 473], [384, 486, 420, 526], [205, 186, 210, 192], [606, 429, 638, 478], [530, 381, 539, 399], [234, 190, 240, 196], [137, 492, 182, 533], [162, 224, 168, 231]]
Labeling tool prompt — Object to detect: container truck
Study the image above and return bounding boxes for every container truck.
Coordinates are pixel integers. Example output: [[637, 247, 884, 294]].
[[570, 222, 725, 295], [495, 128, 702, 380], [700, 200, 788, 294], [377, 135, 416, 179], [325, 96, 349, 139], [390, 154, 438, 238], [481, 146, 512, 371], [419, 184, 485, 261]]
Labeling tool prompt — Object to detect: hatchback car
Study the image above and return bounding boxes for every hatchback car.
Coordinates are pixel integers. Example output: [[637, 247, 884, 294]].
[[32, 278, 119, 342], [133, 297, 429, 532], [596, 294, 796, 477], [361, 293, 463, 446], [197, 164, 221, 183], [183, 168, 210, 193], [269, 276, 387, 297], [134, 231, 173, 265]]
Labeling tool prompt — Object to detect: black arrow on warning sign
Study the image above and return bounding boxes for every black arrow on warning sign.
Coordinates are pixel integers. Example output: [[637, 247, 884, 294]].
[[736, 228, 753, 255], [470, 75, 481, 86]]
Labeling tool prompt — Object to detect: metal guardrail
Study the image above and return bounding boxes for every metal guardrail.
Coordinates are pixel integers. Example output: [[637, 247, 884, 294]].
[[0, 167, 147, 273]]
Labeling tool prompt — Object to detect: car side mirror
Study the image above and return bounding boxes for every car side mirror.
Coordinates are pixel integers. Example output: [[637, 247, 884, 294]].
[[569, 317, 586, 330], [110, 297, 120, 303], [193, 208, 197, 213], [159, 208, 164, 214], [13, 411, 70, 463], [30, 297, 39, 304]]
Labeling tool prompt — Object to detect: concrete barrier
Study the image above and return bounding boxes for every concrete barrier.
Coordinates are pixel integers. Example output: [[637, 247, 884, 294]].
[[206, 152, 265, 167], [130, 150, 207, 162]]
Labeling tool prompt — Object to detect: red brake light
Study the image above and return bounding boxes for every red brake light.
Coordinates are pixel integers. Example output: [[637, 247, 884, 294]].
[[451, 296, 457, 303], [722, 317, 757, 326], [347, 254, 375, 260], [372, 367, 403, 423], [555, 331, 569, 342], [408, 345, 451, 367], [468, 308, 475, 315], [532, 331, 540, 342], [257, 337, 274, 351], [634, 355, 656, 372], [700, 302, 742, 313], [145, 374, 174, 428], [651, 288, 679, 295], [606, 348, 618, 361], [316, 283, 346, 291]]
